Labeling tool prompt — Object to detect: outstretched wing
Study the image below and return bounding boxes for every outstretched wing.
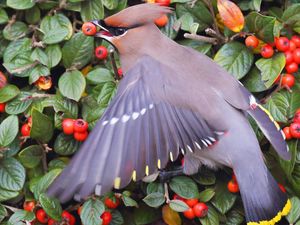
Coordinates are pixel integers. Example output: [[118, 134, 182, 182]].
[[47, 55, 224, 203]]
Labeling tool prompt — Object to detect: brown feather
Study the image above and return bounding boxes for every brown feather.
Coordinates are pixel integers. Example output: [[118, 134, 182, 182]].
[[105, 3, 172, 27]]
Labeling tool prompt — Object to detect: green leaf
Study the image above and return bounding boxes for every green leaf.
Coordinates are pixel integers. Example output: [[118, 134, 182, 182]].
[[30, 109, 54, 143], [5, 92, 32, 115], [0, 85, 20, 103], [286, 196, 300, 223], [32, 168, 62, 199], [3, 22, 28, 41], [242, 67, 269, 92], [3, 137, 21, 158], [3, 38, 32, 63], [245, 12, 281, 43], [28, 66, 51, 84], [3, 51, 35, 76], [18, 145, 43, 169], [264, 92, 289, 123], [0, 115, 19, 147], [193, 169, 216, 185], [169, 176, 198, 199], [103, 0, 119, 10], [134, 204, 160, 225], [54, 133, 80, 155], [0, 9, 8, 24], [25, 5, 41, 24], [111, 210, 124, 225], [161, 13, 178, 40], [7, 210, 35, 225], [214, 42, 254, 80], [45, 44, 62, 68], [199, 188, 215, 203], [80, 198, 105, 225], [199, 205, 220, 225], [31, 48, 49, 66], [58, 70, 86, 102], [143, 192, 165, 208], [255, 53, 285, 88], [176, 1, 213, 32], [81, 0, 104, 22], [146, 183, 164, 195], [282, 4, 300, 26], [225, 208, 245, 225], [86, 68, 115, 85], [39, 193, 62, 221], [62, 32, 94, 69], [40, 14, 72, 44], [0, 157, 25, 191], [0, 187, 19, 202], [122, 195, 138, 207], [47, 95, 78, 118], [252, 0, 262, 11], [96, 82, 116, 105], [178, 39, 212, 55], [169, 200, 189, 212], [0, 204, 7, 222], [211, 181, 236, 214], [7, 0, 35, 10]]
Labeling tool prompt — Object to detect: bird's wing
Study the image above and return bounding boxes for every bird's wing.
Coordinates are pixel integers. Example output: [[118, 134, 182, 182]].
[[47, 55, 225, 203]]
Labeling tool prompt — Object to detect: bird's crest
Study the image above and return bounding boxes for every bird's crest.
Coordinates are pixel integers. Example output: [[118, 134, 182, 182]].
[[104, 3, 172, 28]]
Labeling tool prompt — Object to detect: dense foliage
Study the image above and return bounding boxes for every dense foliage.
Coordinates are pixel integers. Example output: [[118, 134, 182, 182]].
[[0, 0, 300, 224]]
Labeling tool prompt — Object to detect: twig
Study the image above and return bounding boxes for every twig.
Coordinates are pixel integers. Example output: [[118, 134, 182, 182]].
[[184, 33, 218, 44], [21, 93, 54, 101], [11, 61, 39, 74], [205, 28, 225, 42], [202, 0, 221, 36], [109, 49, 121, 80], [229, 32, 254, 41], [164, 183, 170, 204]]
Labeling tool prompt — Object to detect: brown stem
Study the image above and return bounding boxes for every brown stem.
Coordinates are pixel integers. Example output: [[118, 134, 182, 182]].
[[229, 32, 255, 42], [205, 28, 225, 42], [21, 93, 54, 101], [109, 49, 121, 80], [184, 33, 218, 44], [164, 183, 170, 204], [11, 61, 39, 74], [202, 0, 221, 36]]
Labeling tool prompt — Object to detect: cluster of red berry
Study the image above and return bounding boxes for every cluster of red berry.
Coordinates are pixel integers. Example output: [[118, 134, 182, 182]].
[[173, 194, 208, 220], [283, 109, 300, 140], [21, 117, 32, 137], [62, 118, 89, 142], [23, 201, 75, 225], [245, 35, 300, 88]]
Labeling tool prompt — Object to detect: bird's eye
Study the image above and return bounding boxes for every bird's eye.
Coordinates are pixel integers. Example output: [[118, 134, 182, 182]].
[[114, 28, 127, 36]]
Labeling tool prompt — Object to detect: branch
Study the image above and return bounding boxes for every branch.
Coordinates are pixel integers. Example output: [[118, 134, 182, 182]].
[[205, 28, 225, 42], [184, 33, 218, 44], [202, 0, 221, 36], [164, 183, 170, 204]]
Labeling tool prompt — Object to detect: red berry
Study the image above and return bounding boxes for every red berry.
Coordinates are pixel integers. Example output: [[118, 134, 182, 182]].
[[95, 46, 108, 60], [261, 44, 274, 58], [77, 206, 82, 215], [21, 123, 31, 137], [183, 208, 195, 220], [0, 103, 5, 113], [291, 35, 300, 47], [283, 127, 292, 140], [82, 22, 97, 36], [0, 72, 7, 88], [27, 116, 32, 127], [285, 62, 298, 74], [154, 14, 168, 27], [62, 211, 75, 225], [74, 119, 88, 133], [105, 196, 120, 209], [193, 203, 208, 218], [74, 131, 88, 142], [117, 68, 123, 77], [23, 201, 36, 212], [281, 73, 295, 88], [284, 51, 294, 65], [173, 194, 185, 201], [62, 118, 75, 135], [275, 37, 290, 52], [185, 198, 199, 208], [296, 108, 300, 114], [290, 123, 300, 139], [155, 0, 171, 6], [289, 40, 297, 52], [48, 219, 56, 225], [293, 48, 300, 64], [101, 211, 112, 225], [278, 183, 286, 193], [245, 36, 259, 49], [294, 112, 300, 124], [36, 209, 49, 223], [227, 179, 239, 193]]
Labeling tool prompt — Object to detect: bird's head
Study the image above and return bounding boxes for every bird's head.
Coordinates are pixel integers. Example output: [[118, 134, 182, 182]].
[[91, 4, 172, 53]]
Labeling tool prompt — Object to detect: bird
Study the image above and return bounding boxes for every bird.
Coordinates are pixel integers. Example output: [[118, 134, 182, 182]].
[[48, 3, 291, 225]]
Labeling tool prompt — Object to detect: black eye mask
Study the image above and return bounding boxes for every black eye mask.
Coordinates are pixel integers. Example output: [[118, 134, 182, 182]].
[[94, 20, 141, 36]]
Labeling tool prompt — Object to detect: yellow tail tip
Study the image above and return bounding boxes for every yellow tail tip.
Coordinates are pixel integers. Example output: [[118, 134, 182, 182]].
[[247, 199, 291, 225]]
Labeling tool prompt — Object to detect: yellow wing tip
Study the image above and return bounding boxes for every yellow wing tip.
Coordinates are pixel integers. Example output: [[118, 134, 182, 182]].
[[247, 199, 291, 225]]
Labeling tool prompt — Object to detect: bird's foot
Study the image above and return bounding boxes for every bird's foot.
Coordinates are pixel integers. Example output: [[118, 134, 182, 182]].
[[159, 167, 184, 183]]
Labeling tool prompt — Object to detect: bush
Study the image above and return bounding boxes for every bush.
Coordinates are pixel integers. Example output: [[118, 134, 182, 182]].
[[0, 0, 300, 224]]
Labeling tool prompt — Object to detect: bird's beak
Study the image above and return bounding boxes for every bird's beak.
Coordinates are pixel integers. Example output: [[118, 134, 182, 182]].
[[91, 20, 113, 39]]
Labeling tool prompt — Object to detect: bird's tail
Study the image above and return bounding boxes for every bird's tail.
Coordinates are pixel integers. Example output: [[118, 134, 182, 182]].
[[234, 160, 291, 225], [246, 104, 290, 161]]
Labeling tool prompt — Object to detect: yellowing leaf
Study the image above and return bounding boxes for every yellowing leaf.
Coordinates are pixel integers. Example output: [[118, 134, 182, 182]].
[[217, 0, 245, 32], [162, 205, 182, 225]]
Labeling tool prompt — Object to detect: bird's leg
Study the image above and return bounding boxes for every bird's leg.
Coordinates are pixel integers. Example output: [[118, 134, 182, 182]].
[[159, 167, 184, 183]]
